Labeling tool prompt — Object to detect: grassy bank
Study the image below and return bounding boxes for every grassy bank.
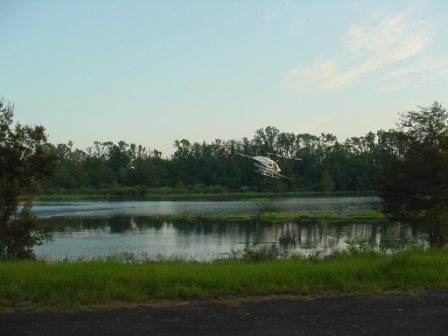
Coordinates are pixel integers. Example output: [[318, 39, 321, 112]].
[[1, 249, 447, 310]]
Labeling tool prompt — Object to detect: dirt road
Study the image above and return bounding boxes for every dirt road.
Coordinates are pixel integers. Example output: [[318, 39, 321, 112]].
[[1, 291, 448, 335]]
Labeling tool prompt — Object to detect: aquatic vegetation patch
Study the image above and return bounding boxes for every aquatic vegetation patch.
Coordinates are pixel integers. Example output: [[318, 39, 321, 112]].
[[141, 211, 387, 224]]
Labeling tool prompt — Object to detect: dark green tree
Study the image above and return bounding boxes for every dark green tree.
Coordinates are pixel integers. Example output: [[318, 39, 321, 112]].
[[378, 102, 448, 245], [0, 99, 55, 259]]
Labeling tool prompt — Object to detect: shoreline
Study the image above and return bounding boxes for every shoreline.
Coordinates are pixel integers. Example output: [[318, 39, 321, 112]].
[[23, 190, 378, 202]]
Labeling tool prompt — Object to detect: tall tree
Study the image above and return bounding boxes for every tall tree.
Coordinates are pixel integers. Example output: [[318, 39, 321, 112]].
[[0, 99, 56, 259], [378, 102, 448, 245]]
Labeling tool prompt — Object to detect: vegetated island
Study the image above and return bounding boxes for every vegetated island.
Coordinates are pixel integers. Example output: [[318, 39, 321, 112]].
[[99, 210, 387, 225]]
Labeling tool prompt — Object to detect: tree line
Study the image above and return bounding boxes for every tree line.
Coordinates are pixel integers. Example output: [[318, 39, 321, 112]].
[[42, 126, 407, 194]]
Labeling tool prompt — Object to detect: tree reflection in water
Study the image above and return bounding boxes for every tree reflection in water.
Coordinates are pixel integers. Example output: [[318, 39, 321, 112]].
[[39, 215, 430, 260]]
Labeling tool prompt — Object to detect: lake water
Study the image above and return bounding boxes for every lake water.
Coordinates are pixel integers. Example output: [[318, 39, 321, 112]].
[[33, 196, 428, 261]]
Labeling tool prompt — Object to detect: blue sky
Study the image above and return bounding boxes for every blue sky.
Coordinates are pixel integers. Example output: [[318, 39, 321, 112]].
[[1, 0, 447, 156]]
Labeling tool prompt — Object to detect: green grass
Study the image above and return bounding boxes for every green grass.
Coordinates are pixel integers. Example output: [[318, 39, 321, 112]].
[[1, 249, 447, 310]]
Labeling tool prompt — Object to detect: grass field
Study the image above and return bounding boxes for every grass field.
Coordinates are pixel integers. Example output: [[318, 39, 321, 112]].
[[1, 248, 447, 310]]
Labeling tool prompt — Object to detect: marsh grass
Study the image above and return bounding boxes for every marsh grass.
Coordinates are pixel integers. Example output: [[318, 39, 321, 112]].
[[0, 248, 447, 309]]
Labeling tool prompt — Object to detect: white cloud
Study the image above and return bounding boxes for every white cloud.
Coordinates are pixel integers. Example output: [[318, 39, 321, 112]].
[[378, 56, 448, 92], [282, 11, 434, 93], [344, 12, 428, 63], [282, 58, 339, 91]]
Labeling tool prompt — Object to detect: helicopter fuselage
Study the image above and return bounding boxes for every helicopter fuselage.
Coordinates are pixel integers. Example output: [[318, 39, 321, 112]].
[[252, 156, 281, 177], [235, 153, 285, 178]]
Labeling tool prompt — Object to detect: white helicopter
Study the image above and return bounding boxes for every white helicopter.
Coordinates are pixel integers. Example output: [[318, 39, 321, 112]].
[[235, 152, 301, 179]]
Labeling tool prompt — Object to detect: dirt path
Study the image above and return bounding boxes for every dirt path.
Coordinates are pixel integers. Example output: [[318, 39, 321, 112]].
[[1, 291, 448, 336]]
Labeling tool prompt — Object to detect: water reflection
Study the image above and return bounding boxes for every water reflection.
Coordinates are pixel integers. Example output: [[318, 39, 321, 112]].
[[36, 215, 428, 261]]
